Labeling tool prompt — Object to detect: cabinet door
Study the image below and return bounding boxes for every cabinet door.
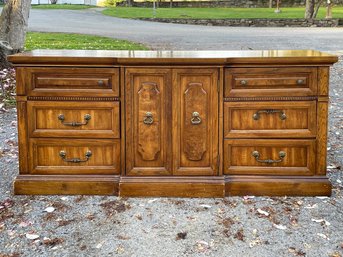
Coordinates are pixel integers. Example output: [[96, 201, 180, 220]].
[[173, 69, 219, 175], [125, 68, 172, 175]]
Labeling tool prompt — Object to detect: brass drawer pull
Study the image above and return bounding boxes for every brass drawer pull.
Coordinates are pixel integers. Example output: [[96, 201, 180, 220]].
[[191, 112, 202, 125], [297, 79, 304, 84], [98, 80, 104, 86], [240, 80, 247, 85], [252, 150, 286, 164], [59, 150, 92, 163], [58, 114, 91, 127], [253, 109, 286, 121], [143, 112, 154, 125]]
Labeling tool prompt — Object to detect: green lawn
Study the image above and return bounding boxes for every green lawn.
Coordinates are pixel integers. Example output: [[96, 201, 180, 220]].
[[31, 4, 93, 10], [25, 32, 148, 50], [103, 7, 343, 19]]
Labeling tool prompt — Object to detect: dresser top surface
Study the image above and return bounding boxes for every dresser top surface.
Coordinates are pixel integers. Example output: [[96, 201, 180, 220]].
[[8, 49, 338, 65]]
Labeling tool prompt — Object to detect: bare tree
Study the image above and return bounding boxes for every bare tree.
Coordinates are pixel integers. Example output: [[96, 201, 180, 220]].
[[0, 0, 31, 68], [305, 0, 324, 19]]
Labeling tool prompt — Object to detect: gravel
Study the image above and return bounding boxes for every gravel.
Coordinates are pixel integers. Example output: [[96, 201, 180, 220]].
[[0, 57, 342, 257]]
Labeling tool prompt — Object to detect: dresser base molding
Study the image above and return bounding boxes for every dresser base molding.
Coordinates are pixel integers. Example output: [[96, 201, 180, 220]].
[[119, 176, 225, 197], [13, 175, 331, 197], [13, 175, 119, 195], [225, 175, 332, 196]]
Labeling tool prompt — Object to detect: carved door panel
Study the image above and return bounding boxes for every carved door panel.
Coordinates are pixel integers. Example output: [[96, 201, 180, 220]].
[[173, 69, 219, 175], [125, 69, 172, 175]]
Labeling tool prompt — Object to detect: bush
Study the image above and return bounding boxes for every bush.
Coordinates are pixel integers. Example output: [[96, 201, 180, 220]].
[[0, 68, 16, 107], [103, 0, 123, 7]]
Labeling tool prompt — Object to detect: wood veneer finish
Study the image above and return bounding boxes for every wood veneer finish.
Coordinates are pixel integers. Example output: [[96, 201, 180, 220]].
[[9, 50, 338, 196]]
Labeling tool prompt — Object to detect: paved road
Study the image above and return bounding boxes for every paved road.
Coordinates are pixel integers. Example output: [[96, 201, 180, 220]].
[[27, 8, 343, 51]]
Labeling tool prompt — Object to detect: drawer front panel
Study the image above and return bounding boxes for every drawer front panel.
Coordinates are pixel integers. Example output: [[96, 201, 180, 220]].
[[224, 139, 315, 175], [28, 101, 120, 138], [225, 67, 317, 97], [24, 67, 119, 96], [224, 101, 316, 138], [29, 139, 120, 175], [125, 68, 173, 176]]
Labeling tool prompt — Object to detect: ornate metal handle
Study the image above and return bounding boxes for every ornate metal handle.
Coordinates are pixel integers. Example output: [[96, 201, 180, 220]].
[[240, 80, 247, 85], [252, 150, 286, 164], [296, 79, 304, 84], [59, 150, 92, 163], [191, 112, 202, 125], [58, 114, 91, 127], [143, 112, 154, 125], [253, 109, 286, 121]]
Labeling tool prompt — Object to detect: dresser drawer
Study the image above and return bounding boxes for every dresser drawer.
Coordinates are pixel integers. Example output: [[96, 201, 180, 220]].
[[224, 139, 316, 176], [224, 101, 316, 138], [27, 101, 120, 138], [29, 139, 120, 175], [225, 67, 317, 97], [21, 67, 119, 97]]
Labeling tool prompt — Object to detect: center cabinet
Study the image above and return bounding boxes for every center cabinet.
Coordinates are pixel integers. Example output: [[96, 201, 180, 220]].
[[125, 68, 219, 176]]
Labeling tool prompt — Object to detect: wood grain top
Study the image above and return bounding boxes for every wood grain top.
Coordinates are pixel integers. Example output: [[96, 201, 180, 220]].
[[8, 49, 338, 65]]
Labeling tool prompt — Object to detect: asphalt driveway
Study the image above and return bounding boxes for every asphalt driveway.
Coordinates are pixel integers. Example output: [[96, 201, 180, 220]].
[[27, 8, 343, 51]]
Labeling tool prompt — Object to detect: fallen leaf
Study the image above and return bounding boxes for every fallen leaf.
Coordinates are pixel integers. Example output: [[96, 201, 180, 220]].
[[196, 240, 210, 252], [329, 252, 342, 257], [273, 224, 287, 230], [19, 221, 33, 227], [43, 237, 64, 246], [316, 196, 329, 200], [234, 229, 245, 241], [257, 208, 270, 217], [317, 233, 329, 240], [311, 218, 330, 226], [26, 233, 39, 240], [304, 204, 318, 209], [288, 247, 306, 256], [44, 207, 55, 213], [116, 244, 125, 254], [176, 232, 187, 240], [148, 199, 158, 203]]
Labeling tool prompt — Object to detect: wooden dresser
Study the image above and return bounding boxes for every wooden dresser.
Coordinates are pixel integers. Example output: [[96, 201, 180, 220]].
[[8, 50, 338, 197]]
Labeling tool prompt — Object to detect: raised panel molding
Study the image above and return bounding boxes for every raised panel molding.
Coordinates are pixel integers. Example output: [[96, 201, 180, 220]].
[[183, 82, 208, 161], [137, 82, 161, 161]]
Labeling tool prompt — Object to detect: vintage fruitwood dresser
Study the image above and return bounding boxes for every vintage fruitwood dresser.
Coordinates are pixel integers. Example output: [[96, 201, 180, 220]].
[[8, 50, 338, 197]]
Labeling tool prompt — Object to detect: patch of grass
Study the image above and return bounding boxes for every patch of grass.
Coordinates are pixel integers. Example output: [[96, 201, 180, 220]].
[[31, 4, 93, 10], [103, 7, 343, 19], [25, 32, 148, 50]]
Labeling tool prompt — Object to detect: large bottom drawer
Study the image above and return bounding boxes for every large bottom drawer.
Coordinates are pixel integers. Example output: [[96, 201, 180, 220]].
[[224, 139, 316, 176], [29, 139, 120, 175]]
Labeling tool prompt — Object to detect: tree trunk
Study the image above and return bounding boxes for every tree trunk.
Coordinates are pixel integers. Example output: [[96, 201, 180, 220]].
[[305, 0, 324, 19], [305, 0, 315, 18], [0, 0, 30, 68]]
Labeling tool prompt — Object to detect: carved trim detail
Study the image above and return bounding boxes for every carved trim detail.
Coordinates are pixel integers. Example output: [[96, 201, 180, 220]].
[[27, 96, 120, 101], [224, 96, 318, 102]]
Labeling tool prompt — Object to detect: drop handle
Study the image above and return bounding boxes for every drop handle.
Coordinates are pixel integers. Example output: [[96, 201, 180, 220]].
[[59, 150, 92, 163], [253, 109, 286, 121], [143, 112, 154, 125], [58, 114, 91, 127], [252, 151, 286, 164], [191, 112, 202, 125]]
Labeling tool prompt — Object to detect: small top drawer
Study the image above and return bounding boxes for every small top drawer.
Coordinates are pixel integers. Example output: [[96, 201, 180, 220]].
[[225, 67, 317, 97], [18, 67, 119, 97]]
